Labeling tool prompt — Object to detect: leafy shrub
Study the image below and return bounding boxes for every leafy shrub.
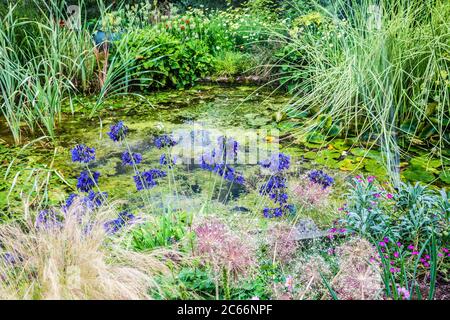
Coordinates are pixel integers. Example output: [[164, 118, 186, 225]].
[[126, 28, 213, 89], [341, 176, 449, 246]]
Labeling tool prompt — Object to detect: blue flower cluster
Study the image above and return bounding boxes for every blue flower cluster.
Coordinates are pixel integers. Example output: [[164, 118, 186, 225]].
[[63, 191, 108, 212], [260, 152, 290, 173], [107, 121, 128, 142], [2, 252, 16, 265], [122, 151, 142, 166], [76, 170, 100, 192], [200, 142, 245, 184], [134, 169, 167, 191], [104, 211, 135, 234], [259, 153, 293, 218], [155, 135, 177, 149], [35, 209, 62, 228], [64, 193, 78, 210], [213, 163, 245, 185], [71, 144, 96, 163], [216, 136, 239, 161], [308, 170, 334, 189], [160, 154, 176, 167], [84, 190, 108, 209]]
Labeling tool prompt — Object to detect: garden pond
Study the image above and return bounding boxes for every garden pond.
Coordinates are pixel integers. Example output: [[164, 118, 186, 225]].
[[1, 84, 449, 220]]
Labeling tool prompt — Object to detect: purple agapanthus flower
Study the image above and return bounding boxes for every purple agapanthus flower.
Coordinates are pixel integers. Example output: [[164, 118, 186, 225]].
[[35, 209, 62, 229], [76, 170, 100, 192], [62, 193, 78, 212], [71, 144, 96, 163], [213, 163, 245, 185], [133, 169, 167, 191], [160, 154, 176, 167], [2, 252, 16, 265], [122, 151, 142, 166], [260, 153, 290, 173], [83, 190, 108, 209], [107, 121, 128, 142], [216, 136, 239, 161], [155, 135, 177, 149], [259, 175, 287, 195], [104, 211, 135, 234], [199, 152, 215, 171], [308, 170, 334, 189], [263, 205, 293, 218]]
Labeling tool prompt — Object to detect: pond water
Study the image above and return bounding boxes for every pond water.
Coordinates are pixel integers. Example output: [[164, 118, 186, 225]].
[[0, 84, 449, 218]]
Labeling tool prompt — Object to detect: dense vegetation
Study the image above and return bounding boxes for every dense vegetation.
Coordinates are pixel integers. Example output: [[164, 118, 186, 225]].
[[0, 0, 449, 300]]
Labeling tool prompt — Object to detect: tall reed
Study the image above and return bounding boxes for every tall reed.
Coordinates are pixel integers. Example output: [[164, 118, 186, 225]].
[[271, 0, 450, 184]]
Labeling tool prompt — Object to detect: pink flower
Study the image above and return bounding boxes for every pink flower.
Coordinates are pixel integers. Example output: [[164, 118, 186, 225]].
[[383, 237, 389, 243], [367, 176, 376, 183], [285, 275, 294, 291], [442, 248, 449, 253], [374, 193, 381, 198], [394, 252, 399, 258], [407, 245, 415, 250], [438, 253, 443, 257], [386, 193, 393, 199], [423, 262, 430, 268], [411, 251, 419, 255], [397, 287, 410, 300], [397, 242, 402, 247]]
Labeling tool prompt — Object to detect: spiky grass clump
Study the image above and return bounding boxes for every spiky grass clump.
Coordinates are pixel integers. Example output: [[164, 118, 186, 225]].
[[0, 202, 173, 300], [271, 0, 450, 183]]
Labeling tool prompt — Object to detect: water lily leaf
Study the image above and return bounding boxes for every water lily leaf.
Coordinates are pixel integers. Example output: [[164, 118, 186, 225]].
[[303, 151, 317, 159], [325, 124, 340, 137], [286, 109, 309, 119], [402, 166, 435, 183], [330, 139, 350, 151], [316, 114, 332, 129], [337, 158, 360, 171], [410, 156, 442, 169], [439, 171, 450, 184], [315, 157, 339, 168], [306, 131, 326, 144], [350, 148, 382, 161], [364, 159, 388, 178], [317, 149, 341, 159], [277, 121, 299, 132], [245, 114, 272, 127]]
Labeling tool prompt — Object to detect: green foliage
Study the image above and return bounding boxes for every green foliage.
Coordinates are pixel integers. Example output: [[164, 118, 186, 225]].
[[213, 51, 254, 77], [130, 211, 190, 250]]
